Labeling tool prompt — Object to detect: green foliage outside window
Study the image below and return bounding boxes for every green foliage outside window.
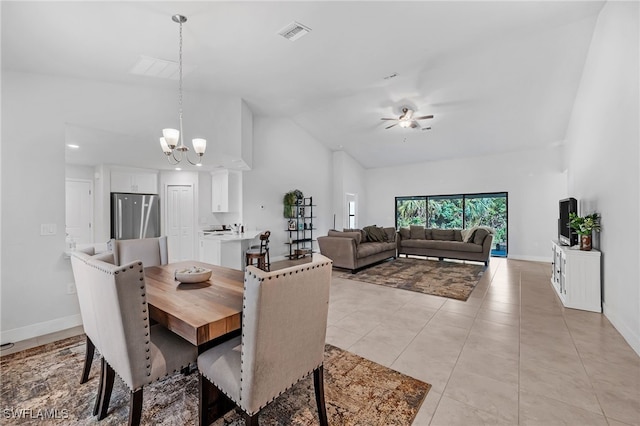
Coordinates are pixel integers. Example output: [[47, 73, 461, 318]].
[[395, 193, 507, 249]]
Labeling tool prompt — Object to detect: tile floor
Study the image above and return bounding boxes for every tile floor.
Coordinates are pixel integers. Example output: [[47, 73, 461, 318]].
[[2, 257, 639, 425], [326, 257, 640, 425]]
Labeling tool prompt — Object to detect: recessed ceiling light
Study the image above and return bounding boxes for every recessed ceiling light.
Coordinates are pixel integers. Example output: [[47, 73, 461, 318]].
[[175, 167, 182, 171], [66, 144, 80, 149]]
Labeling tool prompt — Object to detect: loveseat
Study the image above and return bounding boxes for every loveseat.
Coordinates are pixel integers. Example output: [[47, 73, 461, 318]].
[[317, 226, 397, 272], [397, 225, 494, 266]]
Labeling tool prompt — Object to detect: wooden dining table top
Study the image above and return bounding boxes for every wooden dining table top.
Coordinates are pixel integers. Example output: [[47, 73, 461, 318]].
[[144, 261, 244, 347]]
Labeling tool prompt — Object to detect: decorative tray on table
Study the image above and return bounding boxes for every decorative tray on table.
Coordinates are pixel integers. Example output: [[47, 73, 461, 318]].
[[174, 266, 212, 283]]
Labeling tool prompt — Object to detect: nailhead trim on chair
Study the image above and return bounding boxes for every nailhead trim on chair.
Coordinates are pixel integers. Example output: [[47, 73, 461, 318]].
[[212, 259, 333, 416]]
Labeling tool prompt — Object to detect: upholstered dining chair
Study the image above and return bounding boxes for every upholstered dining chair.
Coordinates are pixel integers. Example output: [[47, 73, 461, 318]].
[[108, 236, 168, 267], [197, 254, 332, 426], [70, 252, 196, 426], [245, 231, 270, 271], [70, 248, 114, 413]]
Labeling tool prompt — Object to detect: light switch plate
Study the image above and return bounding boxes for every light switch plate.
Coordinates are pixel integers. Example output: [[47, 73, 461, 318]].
[[40, 224, 57, 235]]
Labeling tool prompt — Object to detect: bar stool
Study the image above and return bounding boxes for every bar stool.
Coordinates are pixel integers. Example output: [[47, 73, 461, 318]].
[[245, 231, 270, 271]]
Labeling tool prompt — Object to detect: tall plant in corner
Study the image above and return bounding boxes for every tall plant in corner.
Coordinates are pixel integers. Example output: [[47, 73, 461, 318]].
[[569, 212, 600, 251], [283, 189, 303, 218]]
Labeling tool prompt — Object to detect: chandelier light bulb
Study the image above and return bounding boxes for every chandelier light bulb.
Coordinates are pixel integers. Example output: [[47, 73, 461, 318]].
[[192, 138, 207, 155], [159, 14, 207, 166], [159, 137, 172, 154]]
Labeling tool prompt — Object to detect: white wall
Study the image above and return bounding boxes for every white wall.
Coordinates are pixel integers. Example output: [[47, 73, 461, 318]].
[[564, 1, 639, 354], [364, 147, 567, 261], [0, 71, 247, 343], [243, 117, 332, 260], [332, 151, 366, 230]]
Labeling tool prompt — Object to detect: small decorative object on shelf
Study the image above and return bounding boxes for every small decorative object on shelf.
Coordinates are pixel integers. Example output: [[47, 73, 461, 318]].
[[288, 219, 297, 230], [283, 189, 304, 218], [569, 212, 601, 251]]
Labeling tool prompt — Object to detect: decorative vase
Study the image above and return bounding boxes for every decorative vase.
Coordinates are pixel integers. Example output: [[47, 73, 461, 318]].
[[580, 234, 592, 251]]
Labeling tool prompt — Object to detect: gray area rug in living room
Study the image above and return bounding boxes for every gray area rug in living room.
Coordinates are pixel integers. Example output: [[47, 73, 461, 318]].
[[0, 335, 431, 425], [336, 257, 485, 301]]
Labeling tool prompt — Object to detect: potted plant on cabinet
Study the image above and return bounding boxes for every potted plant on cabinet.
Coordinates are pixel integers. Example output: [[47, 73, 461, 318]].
[[283, 189, 303, 218], [569, 212, 601, 251]]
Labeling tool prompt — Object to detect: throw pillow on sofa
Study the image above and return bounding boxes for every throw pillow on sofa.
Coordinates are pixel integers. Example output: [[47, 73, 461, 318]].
[[363, 225, 387, 242], [344, 228, 367, 242], [399, 227, 411, 240], [473, 228, 489, 245], [329, 229, 362, 244], [410, 225, 425, 239]]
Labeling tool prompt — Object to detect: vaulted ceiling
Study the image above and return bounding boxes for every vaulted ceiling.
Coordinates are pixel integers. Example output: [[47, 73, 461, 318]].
[[2, 1, 604, 169]]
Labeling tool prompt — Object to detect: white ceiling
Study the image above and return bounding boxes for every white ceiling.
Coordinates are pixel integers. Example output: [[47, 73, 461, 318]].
[[2, 1, 604, 169]]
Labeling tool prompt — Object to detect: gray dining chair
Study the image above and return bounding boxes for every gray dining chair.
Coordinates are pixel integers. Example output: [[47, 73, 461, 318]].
[[70, 252, 196, 425], [197, 254, 332, 426], [70, 250, 115, 418], [108, 236, 168, 266]]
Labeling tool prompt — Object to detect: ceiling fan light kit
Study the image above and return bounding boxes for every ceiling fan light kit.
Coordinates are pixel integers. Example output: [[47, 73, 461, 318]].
[[380, 106, 434, 131], [159, 14, 207, 167]]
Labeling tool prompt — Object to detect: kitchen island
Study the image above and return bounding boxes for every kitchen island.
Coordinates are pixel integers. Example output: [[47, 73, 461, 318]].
[[199, 230, 262, 271]]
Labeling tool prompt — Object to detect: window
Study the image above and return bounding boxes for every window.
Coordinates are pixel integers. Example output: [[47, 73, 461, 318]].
[[428, 195, 463, 229], [395, 192, 508, 257], [396, 197, 427, 227]]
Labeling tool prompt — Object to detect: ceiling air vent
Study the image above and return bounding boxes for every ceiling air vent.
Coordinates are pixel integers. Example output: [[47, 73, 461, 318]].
[[278, 21, 311, 41]]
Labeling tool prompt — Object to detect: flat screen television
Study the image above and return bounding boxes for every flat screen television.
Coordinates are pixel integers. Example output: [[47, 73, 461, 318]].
[[559, 197, 578, 246]]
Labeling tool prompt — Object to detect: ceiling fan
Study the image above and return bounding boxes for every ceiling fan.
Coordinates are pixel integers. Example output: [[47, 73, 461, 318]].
[[381, 107, 433, 131]]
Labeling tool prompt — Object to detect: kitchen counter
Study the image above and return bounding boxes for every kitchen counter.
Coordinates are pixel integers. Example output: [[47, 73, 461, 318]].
[[201, 230, 261, 242], [199, 230, 263, 271]]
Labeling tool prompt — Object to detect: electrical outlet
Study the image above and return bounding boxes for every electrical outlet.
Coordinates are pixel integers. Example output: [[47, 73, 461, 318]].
[[66, 283, 76, 295]]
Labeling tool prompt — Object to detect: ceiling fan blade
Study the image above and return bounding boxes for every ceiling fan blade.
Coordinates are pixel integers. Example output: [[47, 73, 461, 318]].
[[421, 127, 432, 131], [414, 115, 434, 120], [385, 123, 398, 129], [380, 118, 397, 121]]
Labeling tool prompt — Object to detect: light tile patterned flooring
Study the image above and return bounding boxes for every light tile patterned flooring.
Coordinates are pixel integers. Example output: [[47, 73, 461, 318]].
[[326, 257, 640, 425], [2, 257, 639, 425]]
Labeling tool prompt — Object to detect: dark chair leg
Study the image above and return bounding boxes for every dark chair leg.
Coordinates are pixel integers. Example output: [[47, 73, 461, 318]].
[[244, 412, 259, 426], [128, 389, 143, 426], [198, 374, 209, 426], [97, 358, 115, 420], [92, 355, 105, 416], [81, 336, 95, 384], [313, 366, 329, 426]]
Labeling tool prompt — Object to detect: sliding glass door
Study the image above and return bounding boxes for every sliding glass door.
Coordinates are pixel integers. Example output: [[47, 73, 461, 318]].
[[395, 192, 508, 257]]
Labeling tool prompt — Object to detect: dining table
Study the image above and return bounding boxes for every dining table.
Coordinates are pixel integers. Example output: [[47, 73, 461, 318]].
[[144, 260, 244, 349], [144, 260, 245, 423]]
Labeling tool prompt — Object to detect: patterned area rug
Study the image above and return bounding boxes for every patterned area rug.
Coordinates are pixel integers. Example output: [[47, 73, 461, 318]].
[[335, 257, 485, 301], [0, 335, 430, 425]]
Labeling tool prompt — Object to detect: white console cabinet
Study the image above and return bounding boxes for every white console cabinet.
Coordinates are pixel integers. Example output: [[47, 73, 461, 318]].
[[550, 240, 601, 312]]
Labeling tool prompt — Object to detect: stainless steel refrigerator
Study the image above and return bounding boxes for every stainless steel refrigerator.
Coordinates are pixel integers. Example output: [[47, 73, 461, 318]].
[[111, 193, 160, 240]]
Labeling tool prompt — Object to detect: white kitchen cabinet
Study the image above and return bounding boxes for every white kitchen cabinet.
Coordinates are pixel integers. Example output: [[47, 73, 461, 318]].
[[211, 170, 229, 212], [199, 237, 221, 266], [111, 168, 158, 194], [550, 240, 601, 312]]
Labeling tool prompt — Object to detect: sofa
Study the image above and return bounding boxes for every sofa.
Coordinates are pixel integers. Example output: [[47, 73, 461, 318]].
[[317, 226, 397, 272], [397, 225, 494, 266]]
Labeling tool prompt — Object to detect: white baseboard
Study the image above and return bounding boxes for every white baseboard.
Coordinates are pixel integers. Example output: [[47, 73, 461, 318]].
[[603, 302, 640, 357], [507, 254, 552, 263], [0, 314, 83, 345]]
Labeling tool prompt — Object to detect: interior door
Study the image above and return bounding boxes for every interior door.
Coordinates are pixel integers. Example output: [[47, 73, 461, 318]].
[[166, 185, 194, 262], [65, 179, 93, 244]]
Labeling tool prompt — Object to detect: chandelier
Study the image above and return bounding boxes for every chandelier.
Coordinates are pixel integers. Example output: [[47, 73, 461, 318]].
[[159, 14, 206, 166]]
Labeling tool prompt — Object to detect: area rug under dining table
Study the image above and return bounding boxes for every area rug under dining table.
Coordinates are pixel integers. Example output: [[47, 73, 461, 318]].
[[0, 335, 430, 425], [334, 257, 486, 301]]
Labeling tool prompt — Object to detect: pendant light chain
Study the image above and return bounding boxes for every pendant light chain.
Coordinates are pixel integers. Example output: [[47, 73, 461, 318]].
[[159, 14, 206, 166], [178, 17, 184, 148]]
